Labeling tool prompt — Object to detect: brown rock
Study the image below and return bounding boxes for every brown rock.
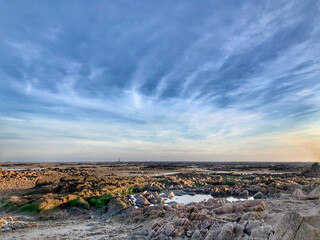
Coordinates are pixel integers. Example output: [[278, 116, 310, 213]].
[[106, 198, 129, 217], [292, 189, 308, 200]]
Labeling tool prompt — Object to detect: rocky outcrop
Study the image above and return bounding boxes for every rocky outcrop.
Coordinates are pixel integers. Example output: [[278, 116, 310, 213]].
[[135, 195, 151, 206], [292, 189, 308, 200], [308, 186, 320, 199], [239, 190, 249, 199], [38, 194, 78, 211], [271, 211, 320, 240], [106, 198, 129, 217], [253, 191, 264, 199], [303, 163, 320, 177]]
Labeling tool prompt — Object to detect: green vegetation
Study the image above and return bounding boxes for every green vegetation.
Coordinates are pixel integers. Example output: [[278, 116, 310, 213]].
[[87, 195, 113, 209], [117, 186, 134, 194], [115, 186, 140, 195], [223, 176, 240, 180], [0, 200, 40, 212], [19, 202, 39, 212], [222, 181, 236, 186], [193, 182, 201, 187], [0, 200, 16, 211], [67, 199, 90, 210], [127, 186, 135, 194]]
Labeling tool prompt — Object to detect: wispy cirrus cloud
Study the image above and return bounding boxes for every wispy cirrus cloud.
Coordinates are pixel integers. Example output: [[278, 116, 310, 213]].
[[0, 0, 319, 161]]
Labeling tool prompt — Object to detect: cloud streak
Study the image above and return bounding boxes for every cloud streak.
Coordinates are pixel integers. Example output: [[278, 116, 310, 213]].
[[0, 0, 319, 161]]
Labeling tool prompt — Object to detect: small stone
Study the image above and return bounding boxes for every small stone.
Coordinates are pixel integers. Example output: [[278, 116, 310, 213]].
[[168, 192, 175, 199]]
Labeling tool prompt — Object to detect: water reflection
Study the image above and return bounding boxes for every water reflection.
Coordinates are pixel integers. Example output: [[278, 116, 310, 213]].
[[132, 193, 254, 206], [226, 196, 254, 202], [164, 194, 212, 204]]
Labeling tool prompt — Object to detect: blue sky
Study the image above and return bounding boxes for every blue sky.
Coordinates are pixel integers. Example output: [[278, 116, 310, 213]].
[[0, 1, 320, 162]]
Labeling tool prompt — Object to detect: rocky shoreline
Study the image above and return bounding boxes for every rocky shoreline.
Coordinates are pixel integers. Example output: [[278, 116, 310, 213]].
[[0, 162, 319, 239]]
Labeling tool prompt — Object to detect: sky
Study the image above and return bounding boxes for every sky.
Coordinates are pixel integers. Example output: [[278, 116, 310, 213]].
[[0, 0, 320, 162]]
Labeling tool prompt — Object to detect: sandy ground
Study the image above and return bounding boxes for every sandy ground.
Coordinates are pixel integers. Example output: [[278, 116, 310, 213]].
[[1, 218, 137, 240]]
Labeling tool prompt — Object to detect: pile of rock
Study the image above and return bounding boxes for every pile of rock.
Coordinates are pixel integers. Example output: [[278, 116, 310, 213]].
[[0, 216, 38, 232], [114, 198, 271, 239]]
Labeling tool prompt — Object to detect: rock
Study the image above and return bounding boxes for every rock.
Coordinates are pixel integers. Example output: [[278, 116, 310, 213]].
[[191, 229, 201, 240], [134, 193, 142, 199], [168, 192, 175, 199], [239, 190, 249, 199], [309, 163, 320, 177], [214, 203, 233, 214], [253, 191, 264, 199], [39, 198, 63, 211], [84, 175, 100, 182], [308, 186, 320, 199], [251, 225, 274, 239], [106, 198, 128, 217], [303, 162, 320, 177], [174, 227, 185, 237], [161, 223, 175, 236], [157, 233, 168, 240], [217, 223, 234, 240], [64, 194, 78, 202], [242, 200, 267, 212], [35, 178, 53, 187], [287, 183, 303, 193], [295, 214, 320, 240], [240, 212, 263, 223], [149, 197, 165, 204], [77, 198, 90, 209], [206, 198, 215, 207], [0, 218, 7, 228], [136, 195, 151, 206], [233, 223, 244, 237], [292, 189, 308, 200], [271, 211, 320, 240], [243, 220, 263, 235]]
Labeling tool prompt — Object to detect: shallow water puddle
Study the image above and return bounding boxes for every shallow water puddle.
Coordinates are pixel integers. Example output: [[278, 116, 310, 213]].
[[164, 194, 213, 204], [226, 196, 254, 202], [132, 194, 254, 206]]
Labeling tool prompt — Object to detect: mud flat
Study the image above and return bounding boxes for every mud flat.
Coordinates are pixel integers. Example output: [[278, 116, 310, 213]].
[[0, 162, 319, 239]]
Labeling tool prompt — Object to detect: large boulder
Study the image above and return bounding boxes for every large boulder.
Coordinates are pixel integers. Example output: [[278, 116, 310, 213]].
[[135, 195, 151, 206], [239, 190, 249, 199], [39, 198, 63, 211], [308, 186, 320, 199], [216, 223, 234, 240], [292, 189, 308, 200], [214, 203, 233, 214], [271, 211, 320, 240], [251, 225, 274, 239], [242, 200, 267, 212], [106, 198, 129, 217]]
